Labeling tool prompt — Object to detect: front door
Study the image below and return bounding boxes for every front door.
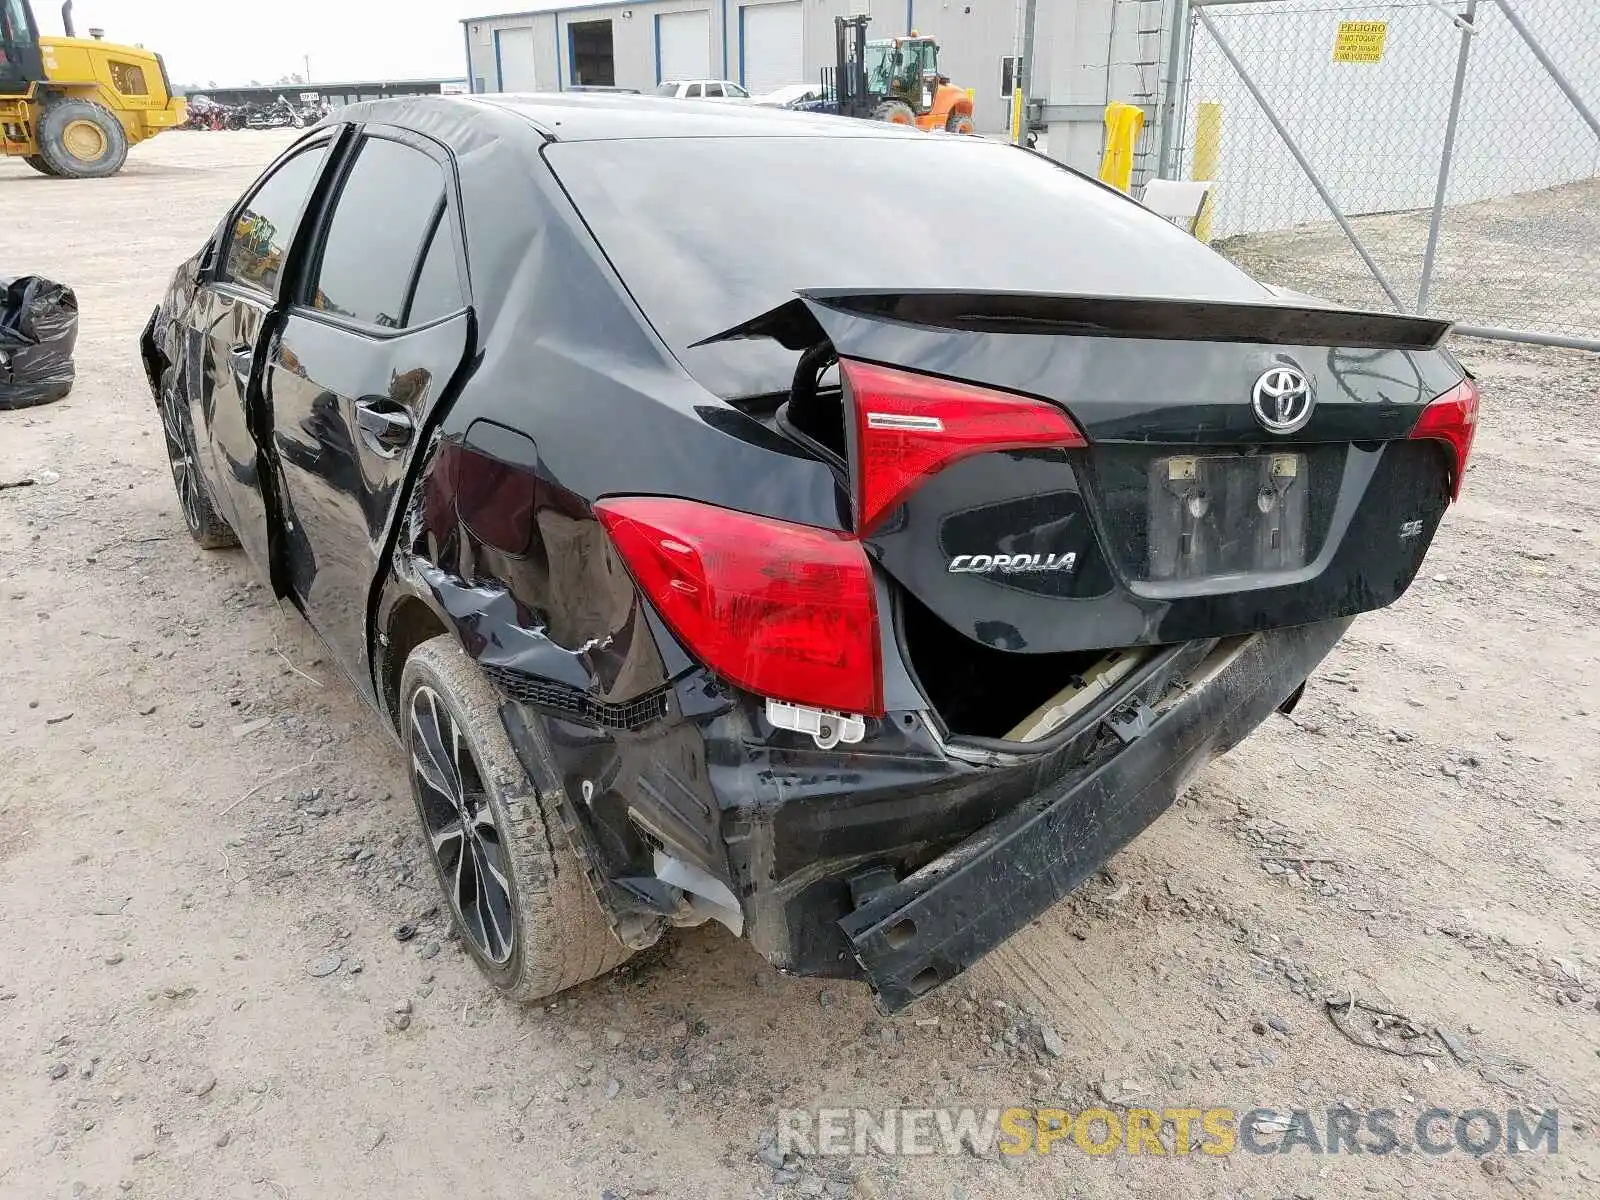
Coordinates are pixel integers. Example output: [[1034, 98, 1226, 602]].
[[195, 137, 333, 586], [264, 130, 471, 699], [0, 0, 44, 96]]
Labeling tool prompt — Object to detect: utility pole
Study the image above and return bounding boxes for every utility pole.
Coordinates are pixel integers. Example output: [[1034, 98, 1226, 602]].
[[1016, 0, 1037, 145], [303, 54, 312, 84]]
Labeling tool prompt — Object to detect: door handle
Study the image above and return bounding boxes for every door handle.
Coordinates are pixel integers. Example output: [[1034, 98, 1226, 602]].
[[356, 403, 414, 452]]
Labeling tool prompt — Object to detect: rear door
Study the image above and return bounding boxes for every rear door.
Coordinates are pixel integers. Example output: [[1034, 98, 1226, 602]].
[[264, 128, 471, 699], [195, 134, 334, 585]]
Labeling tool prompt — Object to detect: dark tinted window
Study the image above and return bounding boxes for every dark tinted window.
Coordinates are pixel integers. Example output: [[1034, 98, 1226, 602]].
[[404, 221, 465, 327], [223, 145, 328, 291], [1, 0, 33, 43], [546, 136, 1265, 398], [310, 137, 445, 328]]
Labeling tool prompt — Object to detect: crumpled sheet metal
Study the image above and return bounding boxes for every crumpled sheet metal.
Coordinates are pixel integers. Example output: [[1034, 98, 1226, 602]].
[[0, 275, 79, 411]]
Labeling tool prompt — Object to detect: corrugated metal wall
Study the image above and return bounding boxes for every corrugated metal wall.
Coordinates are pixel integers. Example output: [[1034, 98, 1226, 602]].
[[461, 0, 1083, 136]]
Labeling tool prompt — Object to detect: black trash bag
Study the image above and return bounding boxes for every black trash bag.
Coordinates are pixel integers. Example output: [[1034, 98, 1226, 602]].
[[0, 275, 79, 411]]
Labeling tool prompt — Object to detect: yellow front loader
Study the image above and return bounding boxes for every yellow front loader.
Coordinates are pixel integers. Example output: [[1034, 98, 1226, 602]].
[[0, 1, 184, 178]]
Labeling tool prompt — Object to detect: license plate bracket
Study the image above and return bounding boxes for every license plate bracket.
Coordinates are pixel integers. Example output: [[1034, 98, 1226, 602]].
[[1147, 452, 1308, 580]]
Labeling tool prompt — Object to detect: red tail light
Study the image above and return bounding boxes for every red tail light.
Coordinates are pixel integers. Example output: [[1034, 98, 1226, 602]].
[[1408, 377, 1479, 502], [594, 498, 883, 716], [840, 359, 1087, 533]]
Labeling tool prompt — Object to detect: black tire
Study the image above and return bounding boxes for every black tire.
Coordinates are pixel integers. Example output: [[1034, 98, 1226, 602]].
[[945, 111, 976, 135], [37, 99, 129, 179], [157, 367, 238, 549], [22, 155, 60, 177], [401, 636, 632, 1001], [872, 99, 917, 127]]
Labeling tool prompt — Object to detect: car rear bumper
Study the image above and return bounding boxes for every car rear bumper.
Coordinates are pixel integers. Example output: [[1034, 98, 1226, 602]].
[[498, 615, 1349, 1010], [836, 617, 1350, 1010]]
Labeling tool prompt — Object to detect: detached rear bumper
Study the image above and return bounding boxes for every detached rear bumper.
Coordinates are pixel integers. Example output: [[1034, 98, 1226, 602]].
[[501, 615, 1348, 1011], [838, 618, 1350, 1011]]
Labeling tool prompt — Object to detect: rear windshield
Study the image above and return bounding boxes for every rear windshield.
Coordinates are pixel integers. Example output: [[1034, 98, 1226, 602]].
[[545, 135, 1261, 399]]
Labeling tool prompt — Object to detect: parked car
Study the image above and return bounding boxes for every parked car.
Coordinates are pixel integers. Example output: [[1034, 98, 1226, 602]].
[[140, 95, 1477, 1013], [652, 79, 749, 99], [751, 82, 824, 107]]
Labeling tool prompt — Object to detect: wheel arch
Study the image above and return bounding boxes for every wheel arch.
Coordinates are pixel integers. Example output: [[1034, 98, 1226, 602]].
[[933, 84, 973, 122], [374, 582, 454, 734]]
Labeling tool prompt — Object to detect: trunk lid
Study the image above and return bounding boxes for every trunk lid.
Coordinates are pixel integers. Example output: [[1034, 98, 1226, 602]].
[[702, 289, 1465, 660]]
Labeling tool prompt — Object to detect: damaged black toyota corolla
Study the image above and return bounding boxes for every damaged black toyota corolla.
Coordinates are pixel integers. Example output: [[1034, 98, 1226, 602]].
[[140, 95, 1478, 1011]]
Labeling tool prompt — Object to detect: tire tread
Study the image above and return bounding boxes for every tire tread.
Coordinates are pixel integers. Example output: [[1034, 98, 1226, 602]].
[[402, 636, 631, 1002]]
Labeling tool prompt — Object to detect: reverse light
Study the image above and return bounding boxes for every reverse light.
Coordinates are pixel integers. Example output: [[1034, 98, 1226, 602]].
[[593, 497, 883, 716], [1408, 377, 1479, 502], [840, 359, 1088, 533]]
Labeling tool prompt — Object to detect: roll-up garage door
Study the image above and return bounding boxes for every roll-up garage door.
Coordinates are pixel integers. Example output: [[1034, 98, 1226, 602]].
[[657, 10, 711, 82], [740, 2, 803, 95], [496, 26, 538, 92]]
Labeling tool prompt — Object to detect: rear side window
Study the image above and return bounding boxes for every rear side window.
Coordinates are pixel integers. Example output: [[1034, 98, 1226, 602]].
[[704, 82, 723, 97], [222, 145, 328, 292], [309, 137, 446, 329], [404, 221, 465, 327]]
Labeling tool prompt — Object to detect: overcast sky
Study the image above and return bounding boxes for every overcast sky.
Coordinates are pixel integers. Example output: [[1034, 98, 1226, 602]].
[[43, 1, 498, 87]]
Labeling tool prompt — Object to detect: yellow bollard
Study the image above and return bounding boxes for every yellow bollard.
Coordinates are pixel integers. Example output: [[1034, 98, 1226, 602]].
[[1098, 102, 1145, 193], [1191, 101, 1222, 243], [1010, 87, 1024, 144]]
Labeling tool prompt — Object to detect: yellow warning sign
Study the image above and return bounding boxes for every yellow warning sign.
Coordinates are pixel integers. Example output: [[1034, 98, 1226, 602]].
[[1333, 20, 1388, 63]]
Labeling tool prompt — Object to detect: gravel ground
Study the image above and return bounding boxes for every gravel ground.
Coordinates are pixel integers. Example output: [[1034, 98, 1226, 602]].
[[1216, 176, 1600, 342], [1, 131, 1598, 1200]]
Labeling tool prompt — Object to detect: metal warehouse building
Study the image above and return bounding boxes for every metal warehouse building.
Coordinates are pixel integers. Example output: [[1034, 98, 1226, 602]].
[[460, 0, 1171, 150]]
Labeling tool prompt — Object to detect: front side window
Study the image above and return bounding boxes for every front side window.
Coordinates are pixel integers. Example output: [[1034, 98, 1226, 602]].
[[726, 83, 749, 98], [222, 144, 328, 291], [654, 82, 678, 96], [308, 137, 445, 329]]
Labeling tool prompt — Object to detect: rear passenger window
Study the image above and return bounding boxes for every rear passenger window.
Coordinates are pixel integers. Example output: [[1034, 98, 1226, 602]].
[[705, 82, 723, 97], [223, 144, 328, 291], [404, 221, 465, 327], [310, 137, 445, 329]]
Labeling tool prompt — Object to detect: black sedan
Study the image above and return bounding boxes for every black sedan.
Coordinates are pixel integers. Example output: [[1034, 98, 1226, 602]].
[[141, 94, 1477, 1012]]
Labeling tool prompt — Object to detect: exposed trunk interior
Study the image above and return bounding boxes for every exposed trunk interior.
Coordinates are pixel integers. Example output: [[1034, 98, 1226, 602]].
[[899, 589, 1137, 742]]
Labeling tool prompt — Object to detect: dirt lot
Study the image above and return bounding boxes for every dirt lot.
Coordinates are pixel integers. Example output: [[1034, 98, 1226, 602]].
[[1, 131, 1597, 1200]]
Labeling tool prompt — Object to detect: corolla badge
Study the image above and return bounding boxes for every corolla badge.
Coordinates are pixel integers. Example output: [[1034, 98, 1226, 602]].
[[1251, 366, 1314, 434], [948, 552, 1077, 574]]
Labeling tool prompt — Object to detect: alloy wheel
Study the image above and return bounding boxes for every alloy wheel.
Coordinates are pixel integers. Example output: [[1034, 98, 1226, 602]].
[[158, 385, 205, 534], [409, 685, 517, 965]]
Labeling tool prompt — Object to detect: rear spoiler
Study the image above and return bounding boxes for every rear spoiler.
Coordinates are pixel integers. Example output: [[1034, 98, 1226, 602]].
[[692, 289, 1452, 353]]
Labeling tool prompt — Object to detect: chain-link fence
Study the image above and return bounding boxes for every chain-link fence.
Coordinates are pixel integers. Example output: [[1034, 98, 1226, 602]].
[[1163, 0, 1600, 348]]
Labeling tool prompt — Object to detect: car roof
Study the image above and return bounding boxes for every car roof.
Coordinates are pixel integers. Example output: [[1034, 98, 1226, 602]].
[[328, 91, 925, 145]]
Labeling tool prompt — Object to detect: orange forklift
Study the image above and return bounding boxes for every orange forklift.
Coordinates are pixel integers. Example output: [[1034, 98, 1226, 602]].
[[830, 15, 975, 134]]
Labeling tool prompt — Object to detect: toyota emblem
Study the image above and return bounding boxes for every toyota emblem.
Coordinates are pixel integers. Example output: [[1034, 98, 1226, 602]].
[[1251, 366, 1314, 434]]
